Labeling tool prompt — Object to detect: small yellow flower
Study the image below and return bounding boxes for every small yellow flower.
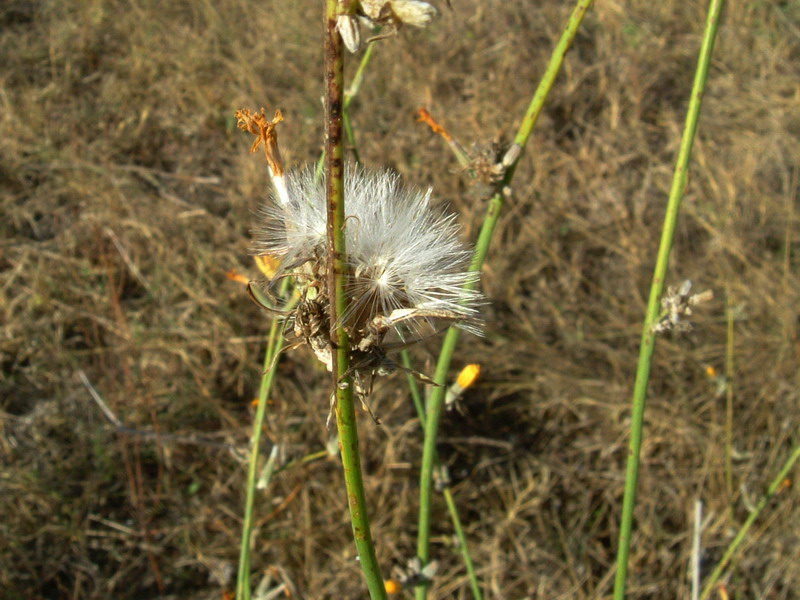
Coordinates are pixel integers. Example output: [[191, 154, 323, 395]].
[[446, 364, 481, 411], [384, 579, 403, 595], [456, 363, 481, 389]]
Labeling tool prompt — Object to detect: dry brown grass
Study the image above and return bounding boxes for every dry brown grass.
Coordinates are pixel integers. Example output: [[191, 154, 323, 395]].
[[1, 1, 799, 598]]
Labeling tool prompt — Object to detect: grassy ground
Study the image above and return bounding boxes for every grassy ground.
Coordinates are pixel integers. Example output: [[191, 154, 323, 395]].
[[1, 1, 798, 598]]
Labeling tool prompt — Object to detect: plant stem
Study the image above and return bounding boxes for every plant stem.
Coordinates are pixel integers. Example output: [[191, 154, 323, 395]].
[[344, 38, 376, 111], [343, 109, 361, 164], [611, 0, 725, 597], [401, 352, 483, 599], [699, 444, 800, 600], [236, 293, 289, 600], [324, 3, 387, 598], [415, 2, 593, 597]]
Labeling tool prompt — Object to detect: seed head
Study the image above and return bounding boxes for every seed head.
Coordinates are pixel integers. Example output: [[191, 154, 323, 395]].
[[253, 165, 482, 369]]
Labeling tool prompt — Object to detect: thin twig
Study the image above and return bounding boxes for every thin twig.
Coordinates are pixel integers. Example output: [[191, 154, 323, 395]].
[[401, 353, 483, 599], [725, 295, 735, 508], [316, 38, 378, 179]]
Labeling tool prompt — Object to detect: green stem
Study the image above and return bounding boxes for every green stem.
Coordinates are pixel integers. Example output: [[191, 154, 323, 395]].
[[344, 39, 376, 111], [611, 0, 725, 597], [401, 351, 426, 424], [344, 109, 361, 165], [275, 448, 330, 475], [236, 290, 290, 600], [415, 2, 593, 598], [401, 352, 483, 599], [324, 3, 387, 598], [699, 444, 800, 600], [442, 486, 481, 600]]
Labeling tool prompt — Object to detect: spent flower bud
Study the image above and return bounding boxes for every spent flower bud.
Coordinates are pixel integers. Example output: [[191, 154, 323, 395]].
[[445, 363, 481, 411]]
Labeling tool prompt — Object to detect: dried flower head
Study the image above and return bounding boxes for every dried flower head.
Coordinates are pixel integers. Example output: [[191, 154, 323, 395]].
[[336, 0, 439, 48], [390, 556, 439, 590], [235, 108, 290, 204], [360, 0, 439, 28], [652, 280, 714, 333], [253, 165, 482, 388]]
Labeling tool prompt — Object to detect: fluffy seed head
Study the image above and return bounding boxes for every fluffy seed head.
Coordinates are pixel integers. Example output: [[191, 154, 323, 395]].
[[253, 165, 482, 344]]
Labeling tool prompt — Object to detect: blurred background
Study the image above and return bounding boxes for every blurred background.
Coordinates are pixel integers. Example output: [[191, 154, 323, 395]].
[[1, 1, 798, 598]]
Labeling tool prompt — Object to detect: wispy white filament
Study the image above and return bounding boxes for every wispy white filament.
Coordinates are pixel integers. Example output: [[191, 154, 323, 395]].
[[254, 166, 482, 336]]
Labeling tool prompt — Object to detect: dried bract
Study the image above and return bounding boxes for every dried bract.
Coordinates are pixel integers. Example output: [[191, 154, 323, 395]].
[[336, 14, 361, 53], [390, 556, 439, 590]]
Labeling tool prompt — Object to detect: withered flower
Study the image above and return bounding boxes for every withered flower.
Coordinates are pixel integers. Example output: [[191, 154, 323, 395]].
[[652, 280, 713, 333], [360, 0, 439, 28]]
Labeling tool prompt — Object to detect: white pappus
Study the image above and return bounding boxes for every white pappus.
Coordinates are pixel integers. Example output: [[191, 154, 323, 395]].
[[252, 165, 483, 385]]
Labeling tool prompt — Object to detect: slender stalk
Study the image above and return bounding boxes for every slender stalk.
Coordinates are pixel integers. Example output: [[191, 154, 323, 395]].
[[401, 352, 483, 599], [725, 295, 735, 505], [275, 448, 330, 474], [342, 40, 377, 165], [611, 1, 725, 597], [343, 109, 361, 165], [236, 293, 290, 600], [417, 108, 472, 170], [401, 351, 427, 426], [344, 38, 377, 111], [324, 3, 387, 598], [699, 444, 800, 600], [442, 485, 482, 599], [415, 2, 593, 597]]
